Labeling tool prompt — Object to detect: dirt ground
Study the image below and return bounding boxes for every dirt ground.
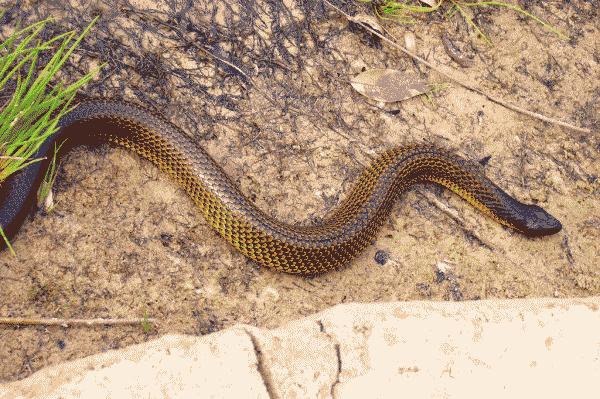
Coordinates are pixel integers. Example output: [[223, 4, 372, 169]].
[[0, 0, 598, 383]]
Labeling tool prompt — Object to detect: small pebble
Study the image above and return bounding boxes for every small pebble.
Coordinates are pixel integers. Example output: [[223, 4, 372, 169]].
[[478, 155, 492, 166], [160, 233, 173, 246], [435, 270, 446, 283], [374, 250, 389, 265]]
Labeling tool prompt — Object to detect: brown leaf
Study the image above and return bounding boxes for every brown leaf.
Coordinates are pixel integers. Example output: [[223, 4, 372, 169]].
[[350, 69, 429, 103], [348, 13, 383, 36], [404, 32, 416, 53], [420, 0, 438, 7]]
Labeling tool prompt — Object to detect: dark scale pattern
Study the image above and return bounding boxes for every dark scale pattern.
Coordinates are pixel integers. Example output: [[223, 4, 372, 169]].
[[0, 100, 562, 275]]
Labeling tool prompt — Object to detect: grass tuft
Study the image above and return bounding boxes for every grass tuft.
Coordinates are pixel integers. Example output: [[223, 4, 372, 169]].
[[360, 1, 567, 42], [37, 141, 63, 211], [0, 15, 102, 252], [141, 310, 152, 333]]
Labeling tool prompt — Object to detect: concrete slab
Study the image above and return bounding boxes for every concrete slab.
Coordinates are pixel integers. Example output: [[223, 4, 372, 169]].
[[1, 298, 598, 398]]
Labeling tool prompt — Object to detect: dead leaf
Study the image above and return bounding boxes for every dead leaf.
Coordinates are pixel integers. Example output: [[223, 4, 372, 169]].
[[420, 0, 437, 7], [350, 69, 429, 103], [348, 13, 383, 36], [404, 32, 416, 53], [441, 33, 475, 68]]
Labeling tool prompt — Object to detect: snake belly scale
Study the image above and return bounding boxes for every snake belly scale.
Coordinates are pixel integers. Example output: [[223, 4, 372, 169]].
[[0, 100, 562, 275]]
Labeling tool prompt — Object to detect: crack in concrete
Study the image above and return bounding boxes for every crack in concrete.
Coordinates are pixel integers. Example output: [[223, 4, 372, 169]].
[[243, 328, 276, 399], [317, 320, 342, 399]]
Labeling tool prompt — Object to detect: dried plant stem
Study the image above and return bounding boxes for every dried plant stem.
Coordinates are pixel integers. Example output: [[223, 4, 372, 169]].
[[324, 0, 591, 134], [130, 8, 306, 116], [0, 316, 156, 327]]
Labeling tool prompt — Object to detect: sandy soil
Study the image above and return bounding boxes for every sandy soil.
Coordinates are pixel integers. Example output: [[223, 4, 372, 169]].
[[0, 0, 598, 382]]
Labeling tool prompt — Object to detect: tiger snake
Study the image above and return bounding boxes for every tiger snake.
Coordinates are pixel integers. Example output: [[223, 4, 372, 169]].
[[0, 100, 562, 275]]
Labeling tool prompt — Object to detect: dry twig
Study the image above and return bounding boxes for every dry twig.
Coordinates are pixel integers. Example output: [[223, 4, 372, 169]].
[[0, 316, 156, 327]]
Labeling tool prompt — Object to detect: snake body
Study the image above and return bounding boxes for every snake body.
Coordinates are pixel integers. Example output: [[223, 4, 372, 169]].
[[0, 100, 561, 274]]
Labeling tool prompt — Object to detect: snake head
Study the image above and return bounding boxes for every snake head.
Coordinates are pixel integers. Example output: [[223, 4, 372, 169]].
[[515, 204, 562, 237]]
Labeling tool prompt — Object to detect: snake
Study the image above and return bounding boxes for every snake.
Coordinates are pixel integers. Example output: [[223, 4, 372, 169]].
[[0, 99, 562, 275]]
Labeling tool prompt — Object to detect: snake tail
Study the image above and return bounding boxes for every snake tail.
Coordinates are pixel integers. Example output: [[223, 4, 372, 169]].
[[0, 100, 562, 275]]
